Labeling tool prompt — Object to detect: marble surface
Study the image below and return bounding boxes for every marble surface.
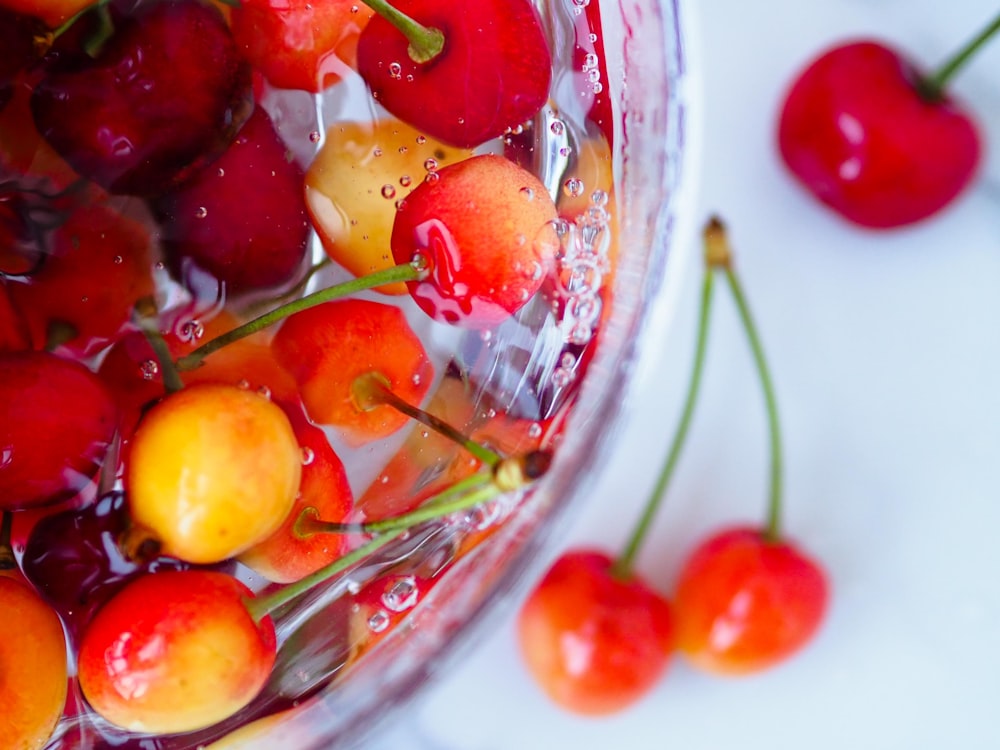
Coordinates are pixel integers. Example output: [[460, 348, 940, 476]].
[[372, 0, 1000, 748]]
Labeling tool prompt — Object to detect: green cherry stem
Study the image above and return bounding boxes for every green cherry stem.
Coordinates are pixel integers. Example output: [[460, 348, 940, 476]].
[[248, 450, 551, 622], [706, 216, 784, 543], [175, 261, 422, 372], [610, 234, 716, 579], [0, 511, 15, 570], [359, 0, 445, 63], [353, 373, 503, 467], [919, 11, 1000, 100]]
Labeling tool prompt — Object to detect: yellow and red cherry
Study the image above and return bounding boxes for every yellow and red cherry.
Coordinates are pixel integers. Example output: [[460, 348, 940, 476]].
[[777, 16, 1000, 228], [231, 0, 374, 92], [271, 298, 433, 445], [518, 550, 673, 716], [239, 403, 355, 583], [0, 568, 69, 749], [672, 526, 828, 675], [1, 350, 119, 510], [356, 0, 551, 148], [153, 107, 311, 294], [30, 0, 252, 195], [124, 382, 302, 564], [391, 153, 559, 328], [7, 200, 154, 359], [305, 118, 470, 294], [77, 569, 276, 734]]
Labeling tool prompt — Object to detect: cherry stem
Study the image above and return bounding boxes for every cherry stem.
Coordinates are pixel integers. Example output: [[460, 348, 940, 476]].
[[353, 373, 502, 467], [0, 511, 15, 570], [249, 450, 550, 621], [175, 261, 422, 371], [920, 11, 1000, 100], [244, 258, 333, 318], [610, 241, 716, 579], [359, 0, 445, 63], [706, 217, 784, 543]]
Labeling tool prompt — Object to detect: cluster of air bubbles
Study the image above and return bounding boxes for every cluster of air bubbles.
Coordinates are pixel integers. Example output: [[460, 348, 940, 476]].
[[178, 319, 205, 342], [388, 62, 403, 80], [139, 359, 159, 381], [550, 188, 612, 347], [581, 48, 603, 94]]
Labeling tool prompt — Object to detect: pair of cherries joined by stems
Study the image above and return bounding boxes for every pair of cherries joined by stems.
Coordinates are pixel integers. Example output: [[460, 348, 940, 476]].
[[778, 11, 1000, 228], [517, 218, 829, 715]]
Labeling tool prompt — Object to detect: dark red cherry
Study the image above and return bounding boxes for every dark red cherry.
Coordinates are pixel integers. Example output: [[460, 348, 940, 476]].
[[153, 107, 310, 293], [356, 0, 551, 148], [0, 350, 119, 510], [0, 9, 46, 113], [30, 0, 253, 196]]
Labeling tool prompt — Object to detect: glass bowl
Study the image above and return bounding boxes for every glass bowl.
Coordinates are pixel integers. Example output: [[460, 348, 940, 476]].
[[2, 0, 691, 746]]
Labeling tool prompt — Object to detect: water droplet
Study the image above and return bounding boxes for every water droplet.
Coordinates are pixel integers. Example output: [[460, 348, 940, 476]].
[[399, 175, 412, 188], [588, 69, 601, 84], [423, 157, 438, 172], [309, 131, 321, 143], [373, 147, 383, 157], [367, 610, 390, 633], [559, 146, 572, 157], [569, 323, 593, 345], [217, 167, 225, 177], [561, 352, 577, 369], [381, 576, 419, 612], [550, 120, 565, 136], [584, 53, 599, 69], [592, 82, 604, 94], [395, 199, 407, 211], [350, 3, 359, 12], [528, 422, 543, 439], [398, 146, 408, 154], [519, 186, 535, 201], [591, 189, 609, 207], [551, 368, 573, 388], [154, 261, 166, 270], [301, 447, 315, 465], [589, 32, 598, 43], [388, 62, 403, 80], [179, 320, 205, 341], [237, 379, 251, 390], [411, 373, 422, 386], [381, 184, 397, 199], [139, 360, 159, 380], [112, 255, 123, 264], [563, 178, 585, 198], [256, 385, 272, 399], [195, 206, 207, 219], [424, 171, 440, 184], [415, 135, 427, 145]]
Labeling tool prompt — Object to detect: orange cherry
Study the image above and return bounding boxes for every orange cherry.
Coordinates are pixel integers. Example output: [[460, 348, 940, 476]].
[[271, 298, 433, 446], [124, 382, 302, 564], [77, 570, 276, 734]]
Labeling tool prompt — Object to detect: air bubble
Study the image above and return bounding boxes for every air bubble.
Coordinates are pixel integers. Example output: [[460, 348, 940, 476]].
[[367, 610, 390, 633], [179, 320, 205, 341], [519, 186, 535, 201], [257, 385, 272, 400], [217, 167, 225, 177], [528, 422, 543, 439], [569, 323, 593, 345], [301, 447, 315, 465], [195, 206, 208, 219], [139, 360, 159, 380], [388, 62, 403, 80], [399, 175, 412, 187], [592, 82, 604, 94], [559, 146, 572, 158], [589, 32, 598, 43], [381, 576, 419, 612], [237, 379, 251, 390], [309, 131, 321, 143], [415, 135, 427, 145], [398, 146, 408, 155], [563, 178, 585, 198], [551, 368, 573, 388], [591, 189, 609, 207], [588, 69, 601, 84], [113, 255, 123, 264], [411, 373, 422, 386], [423, 158, 438, 172], [561, 352, 576, 369], [584, 53, 599, 70], [395, 199, 407, 211], [550, 120, 565, 136], [424, 172, 440, 184], [373, 147, 383, 157], [381, 184, 397, 199]]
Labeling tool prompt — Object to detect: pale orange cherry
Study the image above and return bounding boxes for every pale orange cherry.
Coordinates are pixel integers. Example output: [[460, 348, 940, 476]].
[[305, 118, 470, 294], [124, 382, 302, 564]]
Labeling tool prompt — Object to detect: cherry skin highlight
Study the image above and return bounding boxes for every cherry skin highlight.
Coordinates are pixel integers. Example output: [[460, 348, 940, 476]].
[[517, 550, 673, 715], [391, 153, 559, 329], [672, 526, 829, 675], [777, 40, 980, 228], [77, 569, 276, 734]]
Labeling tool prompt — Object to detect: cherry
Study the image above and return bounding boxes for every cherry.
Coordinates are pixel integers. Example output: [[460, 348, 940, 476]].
[[305, 117, 471, 295], [271, 298, 433, 445], [21, 490, 189, 639], [0, 0, 96, 28], [0, 278, 32, 351], [0, 8, 46, 112], [518, 550, 673, 716], [31, 0, 253, 196], [0, 350, 119, 510], [6, 199, 155, 359], [124, 382, 303, 564], [355, 0, 552, 148], [391, 153, 559, 328], [153, 107, 311, 294], [77, 569, 277, 734], [239, 402, 355, 584], [230, 0, 375, 93], [672, 218, 829, 674], [777, 14, 1000, 228]]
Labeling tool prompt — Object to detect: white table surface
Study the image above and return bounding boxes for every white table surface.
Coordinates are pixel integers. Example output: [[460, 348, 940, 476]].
[[372, 0, 1000, 748]]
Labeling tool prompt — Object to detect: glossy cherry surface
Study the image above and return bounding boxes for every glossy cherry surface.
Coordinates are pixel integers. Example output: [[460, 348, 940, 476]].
[[672, 526, 829, 675], [777, 40, 980, 228]]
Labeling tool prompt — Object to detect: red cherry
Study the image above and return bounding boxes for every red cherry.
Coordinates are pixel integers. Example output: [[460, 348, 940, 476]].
[[30, 0, 252, 196], [0, 350, 119, 510], [391, 153, 559, 329], [77, 569, 276, 733], [230, 0, 375, 92], [356, 0, 552, 148], [517, 550, 673, 715], [777, 40, 981, 228], [153, 107, 311, 293], [0, 279, 31, 352], [672, 527, 829, 675]]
